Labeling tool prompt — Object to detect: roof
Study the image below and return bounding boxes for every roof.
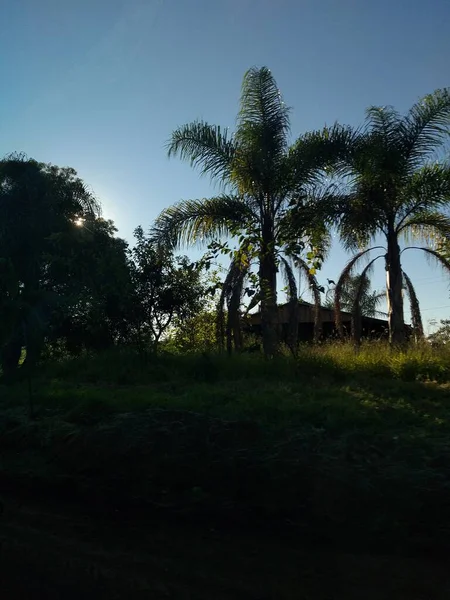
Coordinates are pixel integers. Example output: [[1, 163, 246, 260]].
[[248, 300, 390, 326]]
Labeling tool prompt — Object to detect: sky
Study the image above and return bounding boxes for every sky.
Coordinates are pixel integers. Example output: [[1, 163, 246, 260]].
[[1, 0, 449, 330]]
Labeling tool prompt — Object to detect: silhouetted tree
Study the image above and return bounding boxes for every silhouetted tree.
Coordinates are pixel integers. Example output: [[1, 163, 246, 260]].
[[0, 154, 99, 379], [128, 227, 206, 356], [330, 89, 450, 344], [152, 67, 339, 357]]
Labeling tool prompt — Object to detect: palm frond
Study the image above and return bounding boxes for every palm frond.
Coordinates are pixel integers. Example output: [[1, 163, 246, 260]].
[[234, 67, 290, 194], [402, 246, 450, 278], [280, 257, 298, 300], [335, 273, 387, 318], [365, 105, 401, 141], [401, 88, 450, 168], [335, 188, 388, 251], [243, 291, 261, 317], [237, 66, 290, 143], [369, 289, 389, 318], [297, 257, 322, 342], [402, 271, 424, 340], [227, 270, 247, 354], [216, 257, 248, 354], [399, 211, 450, 246], [280, 257, 299, 351], [397, 163, 450, 228], [167, 121, 236, 184], [216, 259, 237, 353], [350, 258, 384, 343], [334, 247, 385, 334], [151, 195, 255, 249], [288, 124, 357, 187], [278, 184, 335, 256]]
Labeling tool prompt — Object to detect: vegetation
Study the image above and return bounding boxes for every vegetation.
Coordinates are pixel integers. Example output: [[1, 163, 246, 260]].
[[152, 67, 341, 355], [1, 67, 450, 597], [324, 273, 386, 319], [127, 226, 207, 356], [329, 91, 450, 344], [0, 155, 100, 378], [429, 318, 450, 346]]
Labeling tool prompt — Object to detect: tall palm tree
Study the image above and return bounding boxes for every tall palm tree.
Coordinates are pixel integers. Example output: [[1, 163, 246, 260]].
[[330, 89, 450, 344], [152, 67, 336, 356]]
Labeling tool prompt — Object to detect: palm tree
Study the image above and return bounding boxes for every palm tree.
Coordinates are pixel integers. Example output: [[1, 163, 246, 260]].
[[152, 67, 336, 356], [330, 89, 450, 344], [325, 273, 386, 317], [323, 272, 386, 344]]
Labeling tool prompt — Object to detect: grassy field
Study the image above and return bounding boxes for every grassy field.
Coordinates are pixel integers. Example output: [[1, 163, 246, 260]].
[[1, 342, 450, 597]]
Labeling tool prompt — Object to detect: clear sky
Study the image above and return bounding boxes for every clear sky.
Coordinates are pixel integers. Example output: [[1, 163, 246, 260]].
[[1, 0, 449, 329]]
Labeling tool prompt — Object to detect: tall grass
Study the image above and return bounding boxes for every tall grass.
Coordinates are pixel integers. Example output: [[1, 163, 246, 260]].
[[1, 341, 450, 555], [35, 340, 450, 388], [306, 340, 450, 382]]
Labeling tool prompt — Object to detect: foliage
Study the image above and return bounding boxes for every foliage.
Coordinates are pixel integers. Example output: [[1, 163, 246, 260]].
[[45, 218, 133, 354], [168, 310, 218, 353], [428, 319, 450, 346], [152, 67, 340, 356], [127, 226, 207, 354], [0, 155, 100, 378], [325, 273, 386, 342], [328, 89, 450, 344]]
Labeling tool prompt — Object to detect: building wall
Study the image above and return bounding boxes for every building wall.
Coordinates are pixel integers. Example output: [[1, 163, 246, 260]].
[[247, 304, 390, 342]]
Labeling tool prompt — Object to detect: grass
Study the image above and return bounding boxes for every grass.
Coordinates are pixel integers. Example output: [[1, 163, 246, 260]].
[[1, 342, 450, 596]]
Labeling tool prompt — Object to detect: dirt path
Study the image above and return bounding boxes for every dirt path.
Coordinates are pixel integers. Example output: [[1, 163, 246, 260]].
[[1, 497, 449, 599]]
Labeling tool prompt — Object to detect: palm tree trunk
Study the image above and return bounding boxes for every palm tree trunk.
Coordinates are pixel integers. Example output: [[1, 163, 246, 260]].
[[259, 223, 278, 358], [385, 232, 406, 345]]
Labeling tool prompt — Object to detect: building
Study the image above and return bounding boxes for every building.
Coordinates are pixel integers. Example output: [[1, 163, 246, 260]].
[[247, 300, 391, 342]]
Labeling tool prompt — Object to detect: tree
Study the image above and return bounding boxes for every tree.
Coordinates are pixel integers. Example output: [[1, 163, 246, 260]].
[[330, 89, 450, 344], [325, 273, 386, 318], [170, 310, 218, 354], [168, 270, 222, 353], [0, 154, 100, 378], [428, 319, 450, 346], [45, 218, 133, 354], [152, 67, 338, 357], [128, 227, 206, 355]]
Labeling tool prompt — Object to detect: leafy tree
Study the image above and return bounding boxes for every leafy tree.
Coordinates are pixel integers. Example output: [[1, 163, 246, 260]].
[[0, 154, 99, 378], [428, 319, 450, 346], [152, 67, 339, 357], [330, 89, 450, 344], [169, 311, 218, 354], [172, 310, 217, 353], [128, 227, 206, 355], [45, 218, 133, 354]]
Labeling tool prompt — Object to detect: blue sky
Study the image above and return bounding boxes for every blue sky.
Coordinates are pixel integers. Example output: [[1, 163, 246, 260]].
[[1, 0, 449, 329]]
